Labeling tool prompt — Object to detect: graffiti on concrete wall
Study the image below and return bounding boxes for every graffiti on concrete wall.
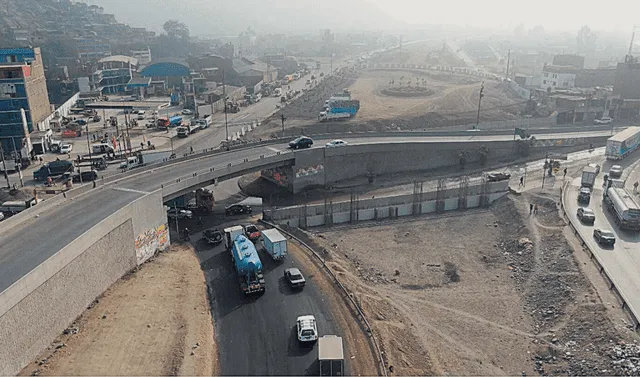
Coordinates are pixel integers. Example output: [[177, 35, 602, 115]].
[[135, 223, 169, 264], [533, 137, 591, 148], [262, 166, 291, 187], [296, 164, 324, 178]]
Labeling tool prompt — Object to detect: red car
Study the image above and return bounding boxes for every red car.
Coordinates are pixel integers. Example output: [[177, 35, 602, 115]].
[[243, 224, 261, 241]]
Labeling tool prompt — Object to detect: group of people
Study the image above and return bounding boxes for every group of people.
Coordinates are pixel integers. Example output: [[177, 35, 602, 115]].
[[529, 203, 539, 215]]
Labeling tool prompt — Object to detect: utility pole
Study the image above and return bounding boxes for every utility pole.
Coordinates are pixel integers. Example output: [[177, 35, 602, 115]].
[[475, 81, 484, 129], [0, 143, 10, 188], [281, 113, 287, 137], [505, 49, 511, 79], [10, 137, 23, 187], [223, 69, 229, 142]]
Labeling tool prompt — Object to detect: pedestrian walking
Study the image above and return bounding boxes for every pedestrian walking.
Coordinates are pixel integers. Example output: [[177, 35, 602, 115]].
[[634, 181, 639, 194], [534, 204, 539, 215], [519, 176, 525, 187], [563, 168, 567, 178], [529, 203, 533, 214], [190, 146, 194, 153]]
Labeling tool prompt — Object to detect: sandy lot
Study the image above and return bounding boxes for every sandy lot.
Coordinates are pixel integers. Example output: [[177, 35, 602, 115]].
[[350, 69, 522, 124], [20, 244, 218, 376], [298, 192, 640, 376]]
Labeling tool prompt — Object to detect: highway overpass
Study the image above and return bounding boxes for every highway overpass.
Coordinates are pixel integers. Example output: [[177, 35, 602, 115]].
[[0, 129, 612, 375]]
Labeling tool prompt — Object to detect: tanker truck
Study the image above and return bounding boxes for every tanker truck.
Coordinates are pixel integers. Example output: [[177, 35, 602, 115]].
[[225, 226, 266, 295], [603, 180, 640, 231]]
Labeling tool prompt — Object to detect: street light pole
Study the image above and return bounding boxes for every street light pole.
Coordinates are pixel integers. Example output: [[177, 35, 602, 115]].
[[223, 69, 229, 142], [475, 81, 484, 129], [10, 137, 23, 187]]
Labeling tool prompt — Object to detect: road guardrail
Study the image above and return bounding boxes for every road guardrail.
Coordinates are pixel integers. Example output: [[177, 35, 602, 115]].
[[259, 220, 389, 377], [559, 181, 640, 330]]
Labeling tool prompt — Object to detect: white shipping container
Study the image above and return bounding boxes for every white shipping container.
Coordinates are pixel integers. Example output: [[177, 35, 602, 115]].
[[261, 228, 288, 260]]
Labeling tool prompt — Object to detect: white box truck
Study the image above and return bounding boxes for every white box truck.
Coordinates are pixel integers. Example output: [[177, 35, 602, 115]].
[[606, 126, 640, 160], [261, 228, 288, 260], [318, 335, 344, 376]]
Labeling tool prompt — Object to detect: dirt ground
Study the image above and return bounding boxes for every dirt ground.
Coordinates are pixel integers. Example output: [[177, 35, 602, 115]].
[[20, 244, 218, 376], [298, 191, 640, 376], [254, 42, 523, 137]]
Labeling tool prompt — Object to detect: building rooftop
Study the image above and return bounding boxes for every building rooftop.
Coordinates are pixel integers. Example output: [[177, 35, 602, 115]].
[[98, 55, 138, 66]]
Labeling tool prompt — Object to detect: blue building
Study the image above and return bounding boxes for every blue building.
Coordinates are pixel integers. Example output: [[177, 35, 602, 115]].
[[0, 47, 51, 157]]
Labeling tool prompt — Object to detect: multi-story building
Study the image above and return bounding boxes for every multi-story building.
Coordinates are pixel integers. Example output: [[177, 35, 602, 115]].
[[91, 55, 138, 94], [130, 48, 152, 67], [0, 47, 51, 156], [75, 37, 112, 63], [541, 64, 577, 91]]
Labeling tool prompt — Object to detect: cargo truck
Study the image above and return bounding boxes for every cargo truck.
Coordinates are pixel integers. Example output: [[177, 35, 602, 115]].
[[119, 150, 175, 170], [581, 165, 597, 188], [260, 228, 288, 260], [33, 160, 74, 181], [605, 126, 640, 160], [194, 188, 214, 212], [318, 335, 344, 376], [603, 180, 640, 231], [226, 228, 266, 295]]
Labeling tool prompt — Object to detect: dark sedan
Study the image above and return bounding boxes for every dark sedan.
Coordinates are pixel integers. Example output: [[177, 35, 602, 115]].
[[288, 136, 314, 150], [225, 204, 252, 216], [593, 229, 616, 246]]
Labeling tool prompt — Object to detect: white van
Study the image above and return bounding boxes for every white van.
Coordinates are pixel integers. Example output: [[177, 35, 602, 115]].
[[137, 110, 146, 120]]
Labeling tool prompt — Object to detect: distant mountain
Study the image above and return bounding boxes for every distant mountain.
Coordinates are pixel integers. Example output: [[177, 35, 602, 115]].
[[81, 0, 404, 36]]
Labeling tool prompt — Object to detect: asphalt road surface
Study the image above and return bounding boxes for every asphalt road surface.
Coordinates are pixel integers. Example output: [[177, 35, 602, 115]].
[[0, 130, 619, 294], [192, 226, 347, 375], [564, 151, 640, 323], [0, 188, 142, 292]]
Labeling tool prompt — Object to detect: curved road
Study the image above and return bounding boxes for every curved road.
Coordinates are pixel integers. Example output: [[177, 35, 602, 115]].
[[0, 129, 615, 293], [564, 151, 640, 322], [194, 227, 346, 375]]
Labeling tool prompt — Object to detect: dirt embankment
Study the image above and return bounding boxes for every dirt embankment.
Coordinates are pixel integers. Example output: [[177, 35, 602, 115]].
[[20, 244, 218, 376], [294, 192, 639, 376]]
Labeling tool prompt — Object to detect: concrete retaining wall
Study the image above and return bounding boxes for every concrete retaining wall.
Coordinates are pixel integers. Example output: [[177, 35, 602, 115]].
[[0, 191, 168, 375], [291, 137, 608, 193], [265, 181, 509, 228]]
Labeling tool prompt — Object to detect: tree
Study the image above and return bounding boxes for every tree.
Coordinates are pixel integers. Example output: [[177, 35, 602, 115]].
[[163, 20, 190, 40]]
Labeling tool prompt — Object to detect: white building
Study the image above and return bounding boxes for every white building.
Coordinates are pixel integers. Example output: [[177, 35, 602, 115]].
[[541, 64, 576, 91], [130, 48, 152, 67]]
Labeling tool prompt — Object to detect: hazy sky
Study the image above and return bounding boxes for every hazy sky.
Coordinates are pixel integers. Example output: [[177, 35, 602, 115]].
[[367, 0, 638, 32]]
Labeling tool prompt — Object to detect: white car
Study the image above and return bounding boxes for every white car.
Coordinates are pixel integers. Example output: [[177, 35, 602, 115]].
[[181, 109, 193, 115], [594, 117, 612, 125], [296, 315, 318, 342], [609, 165, 623, 178], [325, 139, 348, 148], [59, 144, 73, 154]]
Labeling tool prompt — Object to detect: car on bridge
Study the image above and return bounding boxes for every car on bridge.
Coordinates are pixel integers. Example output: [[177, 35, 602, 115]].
[[289, 136, 314, 149], [594, 117, 612, 125], [593, 228, 616, 246], [577, 207, 596, 224], [225, 204, 252, 216], [325, 139, 348, 148]]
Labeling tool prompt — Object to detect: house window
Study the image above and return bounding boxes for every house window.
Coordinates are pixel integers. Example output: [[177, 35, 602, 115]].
[[553, 82, 557, 86], [543, 80, 547, 84], [544, 73, 549, 77]]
